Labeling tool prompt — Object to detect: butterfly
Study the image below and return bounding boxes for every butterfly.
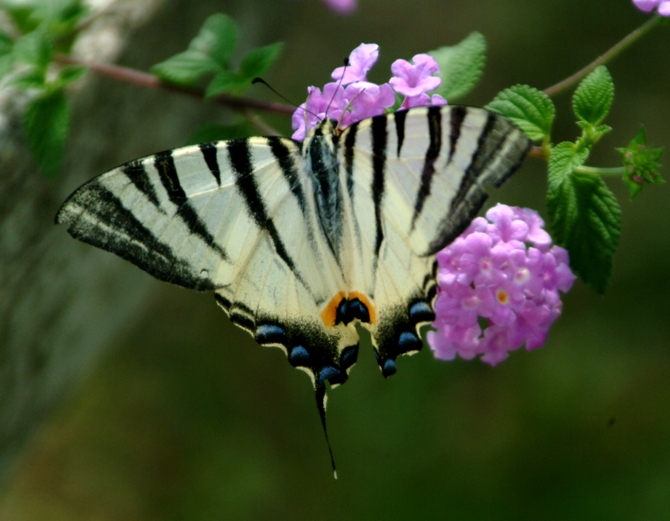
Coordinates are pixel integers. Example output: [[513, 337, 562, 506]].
[[56, 105, 531, 475]]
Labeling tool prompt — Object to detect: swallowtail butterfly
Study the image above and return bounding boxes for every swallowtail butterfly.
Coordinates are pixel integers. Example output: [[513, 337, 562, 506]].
[[56, 105, 531, 474]]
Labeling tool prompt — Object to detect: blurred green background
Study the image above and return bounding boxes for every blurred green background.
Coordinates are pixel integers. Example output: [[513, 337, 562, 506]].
[[2, 0, 670, 519]]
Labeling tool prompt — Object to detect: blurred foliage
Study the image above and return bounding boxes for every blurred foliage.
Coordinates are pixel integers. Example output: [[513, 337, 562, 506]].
[[1, 0, 670, 519]]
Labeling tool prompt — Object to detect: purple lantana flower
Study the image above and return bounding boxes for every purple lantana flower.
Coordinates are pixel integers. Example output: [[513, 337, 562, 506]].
[[292, 43, 395, 140], [633, 0, 670, 15], [292, 44, 446, 140], [427, 204, 576, 366], [389, 54, 447, 109]]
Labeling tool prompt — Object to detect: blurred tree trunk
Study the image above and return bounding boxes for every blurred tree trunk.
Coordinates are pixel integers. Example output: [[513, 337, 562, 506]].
[[0, 0, 282, 486], [0, 0, 172, 486]]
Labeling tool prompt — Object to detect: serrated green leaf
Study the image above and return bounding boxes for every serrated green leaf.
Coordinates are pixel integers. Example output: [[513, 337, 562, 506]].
[[238, 42, 283, 81], [430, 32, 486, 102], [22, 90, 69, 176], [13, 28, 52, 68], [186, 122, 255, 145], [547, 141, 590, 192], [152, 50, 220, 86], [205, 69, 245, 97], [485, 84, 555, 142], [190, 13, 237, 68], [547, 170, 621, 294], [572, 66, 614, 126]]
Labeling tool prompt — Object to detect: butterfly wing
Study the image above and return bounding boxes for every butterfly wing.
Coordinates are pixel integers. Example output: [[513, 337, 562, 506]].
[[337, 106, 531, 374], [56, 137, 360, 388]]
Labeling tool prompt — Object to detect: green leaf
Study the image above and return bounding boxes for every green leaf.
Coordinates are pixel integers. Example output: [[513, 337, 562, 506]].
[[189, 13, 237, 68], [547, 141, 590, 191], [57, 65, 86, 85], [430, 32, 486, 102], [547, 142, 621, 294], [485, 85, 555, 142], [13, 28, 52, 68], [3, 0, 87, 41], [152, 50, 220, 86], [617, 125, 665, 199], [3, 5, 40, 34], [0, 31, 13, 56], [572, 66, 614, 126], [22, 89, 69, 176], [186, 122, 255, 145], [237, 42, 283, 82], [151, 13, 238, 86], [7, 66, 45, 89], [205, 69, 245, 97]]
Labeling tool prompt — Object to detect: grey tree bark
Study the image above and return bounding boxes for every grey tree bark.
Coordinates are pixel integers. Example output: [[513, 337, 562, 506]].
[[0, 0, 280, 486]]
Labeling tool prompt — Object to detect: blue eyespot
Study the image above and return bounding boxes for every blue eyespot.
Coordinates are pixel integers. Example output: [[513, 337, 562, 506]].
[[289, 345, 310, 365], [382, 359, 397, 377], [256, 323, 287, 344]]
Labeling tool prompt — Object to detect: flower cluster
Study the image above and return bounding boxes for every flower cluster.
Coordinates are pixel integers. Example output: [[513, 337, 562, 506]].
[[633, 0, 670, 16], [427, 205, 576, 366], [291, 43, 446, 140]]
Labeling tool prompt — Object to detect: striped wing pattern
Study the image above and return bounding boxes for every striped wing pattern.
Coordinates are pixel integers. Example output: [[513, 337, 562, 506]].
[[56, 105, 530, 467]]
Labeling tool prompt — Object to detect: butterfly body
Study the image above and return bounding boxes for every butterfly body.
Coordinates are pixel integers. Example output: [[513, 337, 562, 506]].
[[56, 106, 531, 470]]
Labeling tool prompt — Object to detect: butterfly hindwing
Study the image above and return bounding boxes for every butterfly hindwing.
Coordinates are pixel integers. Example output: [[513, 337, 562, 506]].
[[337, 106, 531, 374]]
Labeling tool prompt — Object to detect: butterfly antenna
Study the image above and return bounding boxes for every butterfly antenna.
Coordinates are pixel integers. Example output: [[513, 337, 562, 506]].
[[324, 58, 349, 120], [315, 383, 338, 479], [252, 77, 320, 121], [335, 87, 365, 131]]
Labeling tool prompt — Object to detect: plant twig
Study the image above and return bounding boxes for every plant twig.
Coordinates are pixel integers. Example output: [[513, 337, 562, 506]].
[[54, 53, 295, 116], [543, 15, 661, 97]]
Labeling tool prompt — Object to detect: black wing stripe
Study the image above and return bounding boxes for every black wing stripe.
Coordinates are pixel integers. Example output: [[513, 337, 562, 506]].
[[371, 114, 388, 266], [446, 105, 467, 167], [267, 137, 307, 216], [122, 160, 162, 210], [343, 122, 359, 202], [394, 109, 407, 157], [154, 150, 229, 261], [226, 139, 307, 287], [427, 114, 527, 254], [64, 184, 215, 291], [154, 150, 187, 204], [450, 113, 506, 211], [410, 106, 442, 231], [199, 142, 221, 186]]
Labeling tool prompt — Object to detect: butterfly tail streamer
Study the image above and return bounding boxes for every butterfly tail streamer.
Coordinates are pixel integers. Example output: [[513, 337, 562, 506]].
[[315, 380, 338, 479]]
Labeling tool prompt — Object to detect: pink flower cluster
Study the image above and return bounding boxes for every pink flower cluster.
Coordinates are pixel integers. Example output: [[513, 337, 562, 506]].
[[427, 205, 576, 366], [291, 43, 447, 140], [633, 0, 670, 15]]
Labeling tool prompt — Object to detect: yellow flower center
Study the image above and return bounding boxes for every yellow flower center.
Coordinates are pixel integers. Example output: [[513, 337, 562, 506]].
[[496, 289, 509, 305]]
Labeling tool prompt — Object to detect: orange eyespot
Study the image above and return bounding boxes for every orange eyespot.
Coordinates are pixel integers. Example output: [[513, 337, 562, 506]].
[[321, 292, 346, 327], [349, 291, 376, 324], [320, 291, 377, 327]]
